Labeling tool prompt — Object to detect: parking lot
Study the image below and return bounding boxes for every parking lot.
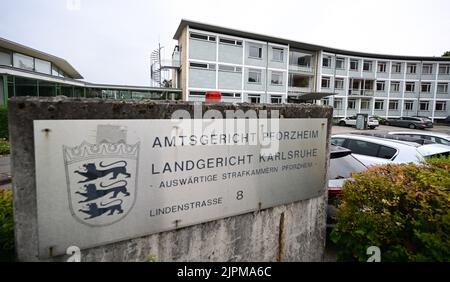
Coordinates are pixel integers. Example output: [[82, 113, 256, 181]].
[[332, 124, 450, 135]]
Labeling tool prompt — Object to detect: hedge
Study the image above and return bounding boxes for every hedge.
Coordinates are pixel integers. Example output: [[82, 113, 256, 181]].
[[330, 156, 450, 262], [0, 188, 14, 261]]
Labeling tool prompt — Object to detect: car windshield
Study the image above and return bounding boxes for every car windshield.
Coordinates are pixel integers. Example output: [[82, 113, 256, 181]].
[[328, 154, 366, 180]]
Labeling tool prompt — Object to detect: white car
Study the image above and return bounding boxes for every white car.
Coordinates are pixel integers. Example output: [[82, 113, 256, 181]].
[[388, 131, 450, 147], [338, 116, 379, 129], [331, 134, 450, 167]]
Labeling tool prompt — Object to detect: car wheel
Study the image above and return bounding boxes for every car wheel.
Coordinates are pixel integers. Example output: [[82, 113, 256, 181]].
[[409, 124, 416, 129], [339, 121, 346, 126], [369, 126, 375, 129]]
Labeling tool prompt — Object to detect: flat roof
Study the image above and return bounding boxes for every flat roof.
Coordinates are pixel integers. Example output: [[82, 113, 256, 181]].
[[174, 19, 450, 62], [0, 37, 83, 79]]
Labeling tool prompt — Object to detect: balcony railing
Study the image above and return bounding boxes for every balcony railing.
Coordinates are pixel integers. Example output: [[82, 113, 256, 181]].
[[160, 59, 181, 69], [348, 89, 374, 96], [289, 64, 314, 73]]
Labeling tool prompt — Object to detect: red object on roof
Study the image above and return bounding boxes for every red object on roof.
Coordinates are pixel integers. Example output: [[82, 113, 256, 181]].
[[205, 91, 221, 102]]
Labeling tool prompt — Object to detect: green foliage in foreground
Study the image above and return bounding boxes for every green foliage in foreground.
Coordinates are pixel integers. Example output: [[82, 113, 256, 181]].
[[331, 156, 450, 261]]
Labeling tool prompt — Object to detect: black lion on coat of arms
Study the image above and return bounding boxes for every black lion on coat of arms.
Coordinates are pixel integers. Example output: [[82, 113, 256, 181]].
[[78, 199, 124, 220], [74, 160, 131, 183], [76, 180, 130, 203]]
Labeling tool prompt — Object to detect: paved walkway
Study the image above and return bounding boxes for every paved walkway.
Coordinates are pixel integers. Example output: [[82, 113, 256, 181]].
[[0, 156, 11, 185]]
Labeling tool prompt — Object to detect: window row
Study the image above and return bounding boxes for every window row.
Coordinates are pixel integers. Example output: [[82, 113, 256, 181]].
[[332, 98, 447, 111], [0, 50, 66, 77], [188, 91, 283, 104], [321, 77, 449, 93], [322, 56, 450, 75]]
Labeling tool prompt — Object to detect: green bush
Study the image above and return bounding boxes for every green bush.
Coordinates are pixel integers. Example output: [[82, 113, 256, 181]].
[[0, 139, 10, 155], [0, 107, 8, 140], [0, 189, 14, 261], [330, 156, 450, 262]]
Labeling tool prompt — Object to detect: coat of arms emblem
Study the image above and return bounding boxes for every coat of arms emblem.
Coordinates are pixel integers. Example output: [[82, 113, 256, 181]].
[[63, 141, 140, 226]]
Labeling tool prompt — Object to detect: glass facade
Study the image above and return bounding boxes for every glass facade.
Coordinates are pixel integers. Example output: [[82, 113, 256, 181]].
[[0, 74, 182, 106], [13, 53, 34, 71]]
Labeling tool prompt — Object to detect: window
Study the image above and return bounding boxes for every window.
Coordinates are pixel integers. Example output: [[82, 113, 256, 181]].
[[248, 95, 260, 103], [377, 62, 387, 73], [437, 83, 448, 93], [419, 101, 430, 111], [404, 100, 414, 111], [289, 74, 310, 88], [221, 92, 241, 98], [248, 69, 262, 83], [435, 101, 447, 111], [271, 95, 282, 104], [322, 56, 331, 67], [272, 48, 284, 62], [218, 65, 242, 72], [322, 98, 330, 106], [389, 100, 399, 110], [350, 59, 359, 70], [219, 38, 242, 46], [377, 146, 397, 159], [361, 99, 370, 110], [335, 78, 344, 90], [336, 57, 345, 69], [392, 62, 402, 73], [407, 63, 417, 74], [439, 64, 450, 74], [363, 60, 373, 71], [190, 62, 215, 70], [421, 82, 431, 93], [289, 51, 312, 67], [321, 77, 331, 88], [422, 64, 433, 74], [249, 45, 263, 59], [34, 58, 51, 75], [374, 100, 384, 110], [334, 98, 343, 109], [0, 51, 11, 66], [348, 99, 356, 109], [13, 53, 34, 71], [346, 140, 379, 157], [391, 81, 400, 92], [376, 81, 385, 91], [190, 33, 216, 42], [271, 72, 283, 85], [331, 138, 346, 147], [405, 82, 415, 92]]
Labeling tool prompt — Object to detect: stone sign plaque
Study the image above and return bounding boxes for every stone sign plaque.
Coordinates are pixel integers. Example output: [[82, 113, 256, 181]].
[[34, 118, 328, 257]]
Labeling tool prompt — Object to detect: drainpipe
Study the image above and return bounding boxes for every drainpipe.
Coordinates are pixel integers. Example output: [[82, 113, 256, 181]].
[[416, 60, 422, 117]]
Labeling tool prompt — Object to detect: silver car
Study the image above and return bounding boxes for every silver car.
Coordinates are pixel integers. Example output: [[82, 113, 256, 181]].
[[388, 131, 450, 147], [331, 134, 450, 167]]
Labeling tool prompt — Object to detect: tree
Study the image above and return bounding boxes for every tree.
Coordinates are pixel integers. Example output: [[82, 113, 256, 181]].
[[443, 51, 450, 57]]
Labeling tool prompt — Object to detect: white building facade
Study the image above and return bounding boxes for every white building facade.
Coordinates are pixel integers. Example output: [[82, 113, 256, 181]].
[[171, 20, 450, 121]]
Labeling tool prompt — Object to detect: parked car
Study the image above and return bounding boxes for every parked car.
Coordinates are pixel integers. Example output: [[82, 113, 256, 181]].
[[445, 115, 450, 126], [388, 131, 450, 146], [355, 132, 434, 145], [384, 116, 433, 129], [331, 134, 450, 167], [338, 115, 379, 129], [327, 145, 367, 225]]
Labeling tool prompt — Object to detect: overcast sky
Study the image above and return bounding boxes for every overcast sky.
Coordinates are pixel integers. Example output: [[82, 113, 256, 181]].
[[1, 0, 449, 85]]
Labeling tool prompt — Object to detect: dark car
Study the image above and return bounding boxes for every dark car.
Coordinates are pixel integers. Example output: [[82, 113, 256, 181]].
[[445, 115, 450, 126], [385, 116, 433, 129]]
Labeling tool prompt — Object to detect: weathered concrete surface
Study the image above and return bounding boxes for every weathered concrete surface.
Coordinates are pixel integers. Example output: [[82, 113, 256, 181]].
[[8, 97, 332, 262]]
